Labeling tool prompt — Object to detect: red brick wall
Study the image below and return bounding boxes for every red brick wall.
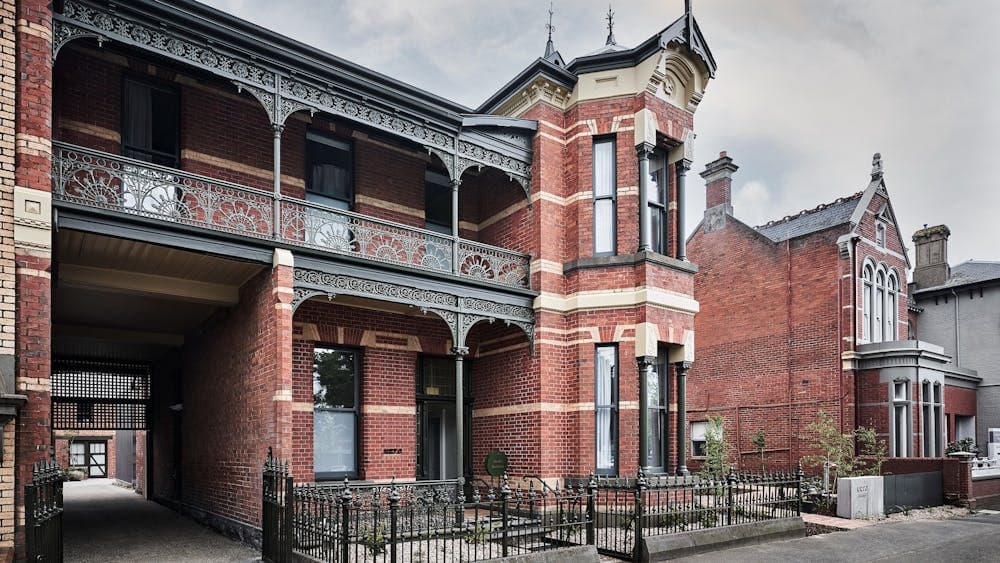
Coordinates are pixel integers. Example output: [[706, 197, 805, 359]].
[[181, 265, 288, 526], [945, 385, 977, 443]]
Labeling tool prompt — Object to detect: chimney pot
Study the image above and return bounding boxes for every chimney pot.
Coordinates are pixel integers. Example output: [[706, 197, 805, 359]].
[[701, 151, 738, 211]]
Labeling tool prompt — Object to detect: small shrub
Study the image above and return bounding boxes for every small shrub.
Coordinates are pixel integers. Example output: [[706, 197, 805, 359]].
[[752, 429, 767, 472], [946, 437, 979, 456], [463, 522, 489, 545], [360, 526, 387, 556], [701, 415, 730, 478]]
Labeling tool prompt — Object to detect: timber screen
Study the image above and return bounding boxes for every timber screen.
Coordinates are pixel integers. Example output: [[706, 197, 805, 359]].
[[51, 358, 151, 430]]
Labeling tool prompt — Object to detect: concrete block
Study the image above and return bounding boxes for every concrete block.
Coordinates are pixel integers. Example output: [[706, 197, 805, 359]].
[[482, 545, 599, 563], [837, 475, 884, 519], [642, 517, 806, 561]]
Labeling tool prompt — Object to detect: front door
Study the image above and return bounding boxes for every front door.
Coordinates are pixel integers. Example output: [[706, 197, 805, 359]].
[[70, 441, 107, 478], [416, 356, 471, 480]]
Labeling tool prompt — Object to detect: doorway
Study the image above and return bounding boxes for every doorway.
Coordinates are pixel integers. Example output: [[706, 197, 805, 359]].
[[416, 356, 471, 480], [70, 441, 108, 478]]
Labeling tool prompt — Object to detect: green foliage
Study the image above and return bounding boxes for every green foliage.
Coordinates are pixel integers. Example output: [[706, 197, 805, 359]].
[[946, 437, 979, 455], [360, 526, 387, 556], [701, 415, 729, 477], [463, 522, 489, 545], [752, 429, 767, 471], [802, 411, 886, 490], [855, 426, 888, 476]]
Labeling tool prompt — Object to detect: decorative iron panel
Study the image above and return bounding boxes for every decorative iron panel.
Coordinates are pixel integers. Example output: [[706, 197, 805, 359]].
[[53, 143, 275, 238], [51, 358, 151, 430], [458, 241, 530, 289]]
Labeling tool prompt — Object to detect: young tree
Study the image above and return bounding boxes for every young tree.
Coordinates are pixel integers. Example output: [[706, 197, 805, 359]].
[[751, 429, 767, 472], [702, 415, 729, 477], [802, 411, 855, 491]]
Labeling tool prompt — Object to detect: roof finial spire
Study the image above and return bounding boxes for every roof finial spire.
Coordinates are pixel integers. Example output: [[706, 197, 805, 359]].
[[684, 0, 693, 46], [605, 4, 617, 46], [544, 2, 557, 58], [871, 152, 883, 180]]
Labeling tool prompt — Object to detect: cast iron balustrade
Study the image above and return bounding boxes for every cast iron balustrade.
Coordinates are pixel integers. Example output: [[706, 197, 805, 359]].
[[52, 142, 531, 290], [262, 452, 803, 563]]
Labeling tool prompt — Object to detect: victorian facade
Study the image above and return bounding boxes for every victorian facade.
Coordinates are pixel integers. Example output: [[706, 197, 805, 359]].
[[687, 152, 979, 470], [910, 226, 1000, 451], [6, 0, 716, 555]]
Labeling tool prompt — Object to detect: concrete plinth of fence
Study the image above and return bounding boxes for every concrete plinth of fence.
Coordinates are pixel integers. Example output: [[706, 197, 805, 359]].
[[640, 516, 806, 561], [482, 545, 600, 563]]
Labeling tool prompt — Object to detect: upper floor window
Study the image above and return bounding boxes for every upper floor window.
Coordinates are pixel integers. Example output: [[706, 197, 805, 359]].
[[424, 169, 452, 235], [862, 262, 899, 343], [313, 346, 360, 479], [122, 78, 180, 167], [648, 151, 669, 255], [306, 131, 353, 210], [876, 222, 886, 248], [593, 138, 617, 256]]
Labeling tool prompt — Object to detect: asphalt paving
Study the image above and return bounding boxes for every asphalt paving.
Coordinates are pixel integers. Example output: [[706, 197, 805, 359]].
[[63, 479, 259, 562], [674, 512, 1000, 563]]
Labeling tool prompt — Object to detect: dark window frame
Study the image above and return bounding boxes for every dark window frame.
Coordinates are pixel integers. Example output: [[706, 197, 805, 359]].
[[594, 343, 619, 476], [648, 150, 669, 255], [305, 129, 355, 210], [423, 169, 453, 235], [120, 75, 181, 168], [313, 344, 362, 481], [592, 136, 618, 257], [645, 353, 670, 472]]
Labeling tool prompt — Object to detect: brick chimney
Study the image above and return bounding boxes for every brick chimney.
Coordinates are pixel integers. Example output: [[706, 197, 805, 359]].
[[912, 225, 951, 290], [701, 151, 738, 214]]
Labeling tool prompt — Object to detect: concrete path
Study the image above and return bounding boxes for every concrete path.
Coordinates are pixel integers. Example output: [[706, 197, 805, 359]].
[[674, 512, 1000, 562], [64, 479, 259, 562]]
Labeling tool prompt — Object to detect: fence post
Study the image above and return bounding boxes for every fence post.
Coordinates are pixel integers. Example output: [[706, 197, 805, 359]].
[[726, 467, 735, 526], [586, 471, 596, 546], [340, 479, 352, 563], [501, 472, 511, 558], [283, 469, 294, 563], [633, 467, 646, 563], [389, 479, 400, 563], [796, 461, 804, 516]]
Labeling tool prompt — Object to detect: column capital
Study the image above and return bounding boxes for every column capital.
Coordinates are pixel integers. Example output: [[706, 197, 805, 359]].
[[450, 178, 462, 189], [674, 361, 692, 373], [271, 123, 285, 136], [451, 346, 470, 358], [635, 142, 655, 159], [636, 355, 657, 369], [675, 159, 692, 174]]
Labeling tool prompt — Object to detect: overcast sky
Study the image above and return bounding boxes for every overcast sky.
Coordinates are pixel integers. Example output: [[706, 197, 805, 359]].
[[205, 0, 999, 268]]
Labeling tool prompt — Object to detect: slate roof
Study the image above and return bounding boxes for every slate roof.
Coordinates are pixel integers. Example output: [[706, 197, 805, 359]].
[[754, 192, 864, 243], [914, 260, 1000, 293]]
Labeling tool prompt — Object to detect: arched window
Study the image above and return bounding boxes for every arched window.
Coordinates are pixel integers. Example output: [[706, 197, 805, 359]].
[[862, 264, 873, 342], [874, 269, 885, 342], [886, 272, 898, 340]]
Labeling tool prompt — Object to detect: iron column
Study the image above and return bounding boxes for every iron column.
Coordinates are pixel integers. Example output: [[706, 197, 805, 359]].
[[453, 346, 469, 482], [675, 361, 691, 476], [675, 159, 691, 260], [272, 124, 283, 240]]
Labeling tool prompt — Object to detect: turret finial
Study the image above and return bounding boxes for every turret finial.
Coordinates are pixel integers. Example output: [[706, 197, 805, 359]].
[[605, 4, 617, 46], [544, 3, 557, 58]]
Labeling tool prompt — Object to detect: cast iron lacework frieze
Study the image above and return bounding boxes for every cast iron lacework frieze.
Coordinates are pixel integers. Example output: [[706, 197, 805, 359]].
[[292, 268, 535, 348], [54, 0, 533, 191]]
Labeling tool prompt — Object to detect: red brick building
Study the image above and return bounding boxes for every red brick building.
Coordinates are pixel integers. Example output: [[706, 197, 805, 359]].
[[9, 0, 718, 554], [687, 152, 979, 470]]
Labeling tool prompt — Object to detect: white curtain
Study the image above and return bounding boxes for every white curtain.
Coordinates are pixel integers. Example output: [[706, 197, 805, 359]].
[[595, 346, 616, 471], [886, 277, 897, 340], [593, 141, 615, 254], [874, 272, 885, 342]]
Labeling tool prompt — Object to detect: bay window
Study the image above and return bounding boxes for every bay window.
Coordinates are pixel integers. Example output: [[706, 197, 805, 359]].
[[595, 345, 618, 475], [648, 151, 668, 254], [593, 138, 617, 256]]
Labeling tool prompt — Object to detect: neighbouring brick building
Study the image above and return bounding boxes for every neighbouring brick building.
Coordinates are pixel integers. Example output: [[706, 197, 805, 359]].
[[910, 226, 1000, 451], [687, 152, 980, 470], [10, 0, 718, 555]]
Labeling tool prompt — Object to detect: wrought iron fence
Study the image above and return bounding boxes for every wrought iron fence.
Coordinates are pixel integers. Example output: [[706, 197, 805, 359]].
[[263, 450, 294, 563], [51, 142, 531, 289], [262, 455, 803, 563], [589, 467, 803, 560], [26, 460, 64, 563]]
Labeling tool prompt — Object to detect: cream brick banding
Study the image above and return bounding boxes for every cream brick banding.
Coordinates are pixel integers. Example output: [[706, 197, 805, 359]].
[[535, 287, 700, 315]]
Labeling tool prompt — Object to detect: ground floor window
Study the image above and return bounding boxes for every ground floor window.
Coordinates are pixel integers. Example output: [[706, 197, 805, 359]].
[[313, 346, 360, 479], [690, 421, 708, 457], [892, 381, 911, 457], [644, 356, 669, 472], [922, 381, 944, 457], [595, 345, 618, 475], [955, 415, 976, 442]]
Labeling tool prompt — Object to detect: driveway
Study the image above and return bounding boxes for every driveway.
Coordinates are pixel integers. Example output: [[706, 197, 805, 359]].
[[674, 511, 1000, 563], [64, 479, 258, 562]]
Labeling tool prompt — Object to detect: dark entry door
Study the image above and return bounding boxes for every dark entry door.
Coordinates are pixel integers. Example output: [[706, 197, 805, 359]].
[[415, 356, 472, 480]]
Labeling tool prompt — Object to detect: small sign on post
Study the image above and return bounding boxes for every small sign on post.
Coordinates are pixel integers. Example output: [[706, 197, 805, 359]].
[[485, 450, 508, 477]]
